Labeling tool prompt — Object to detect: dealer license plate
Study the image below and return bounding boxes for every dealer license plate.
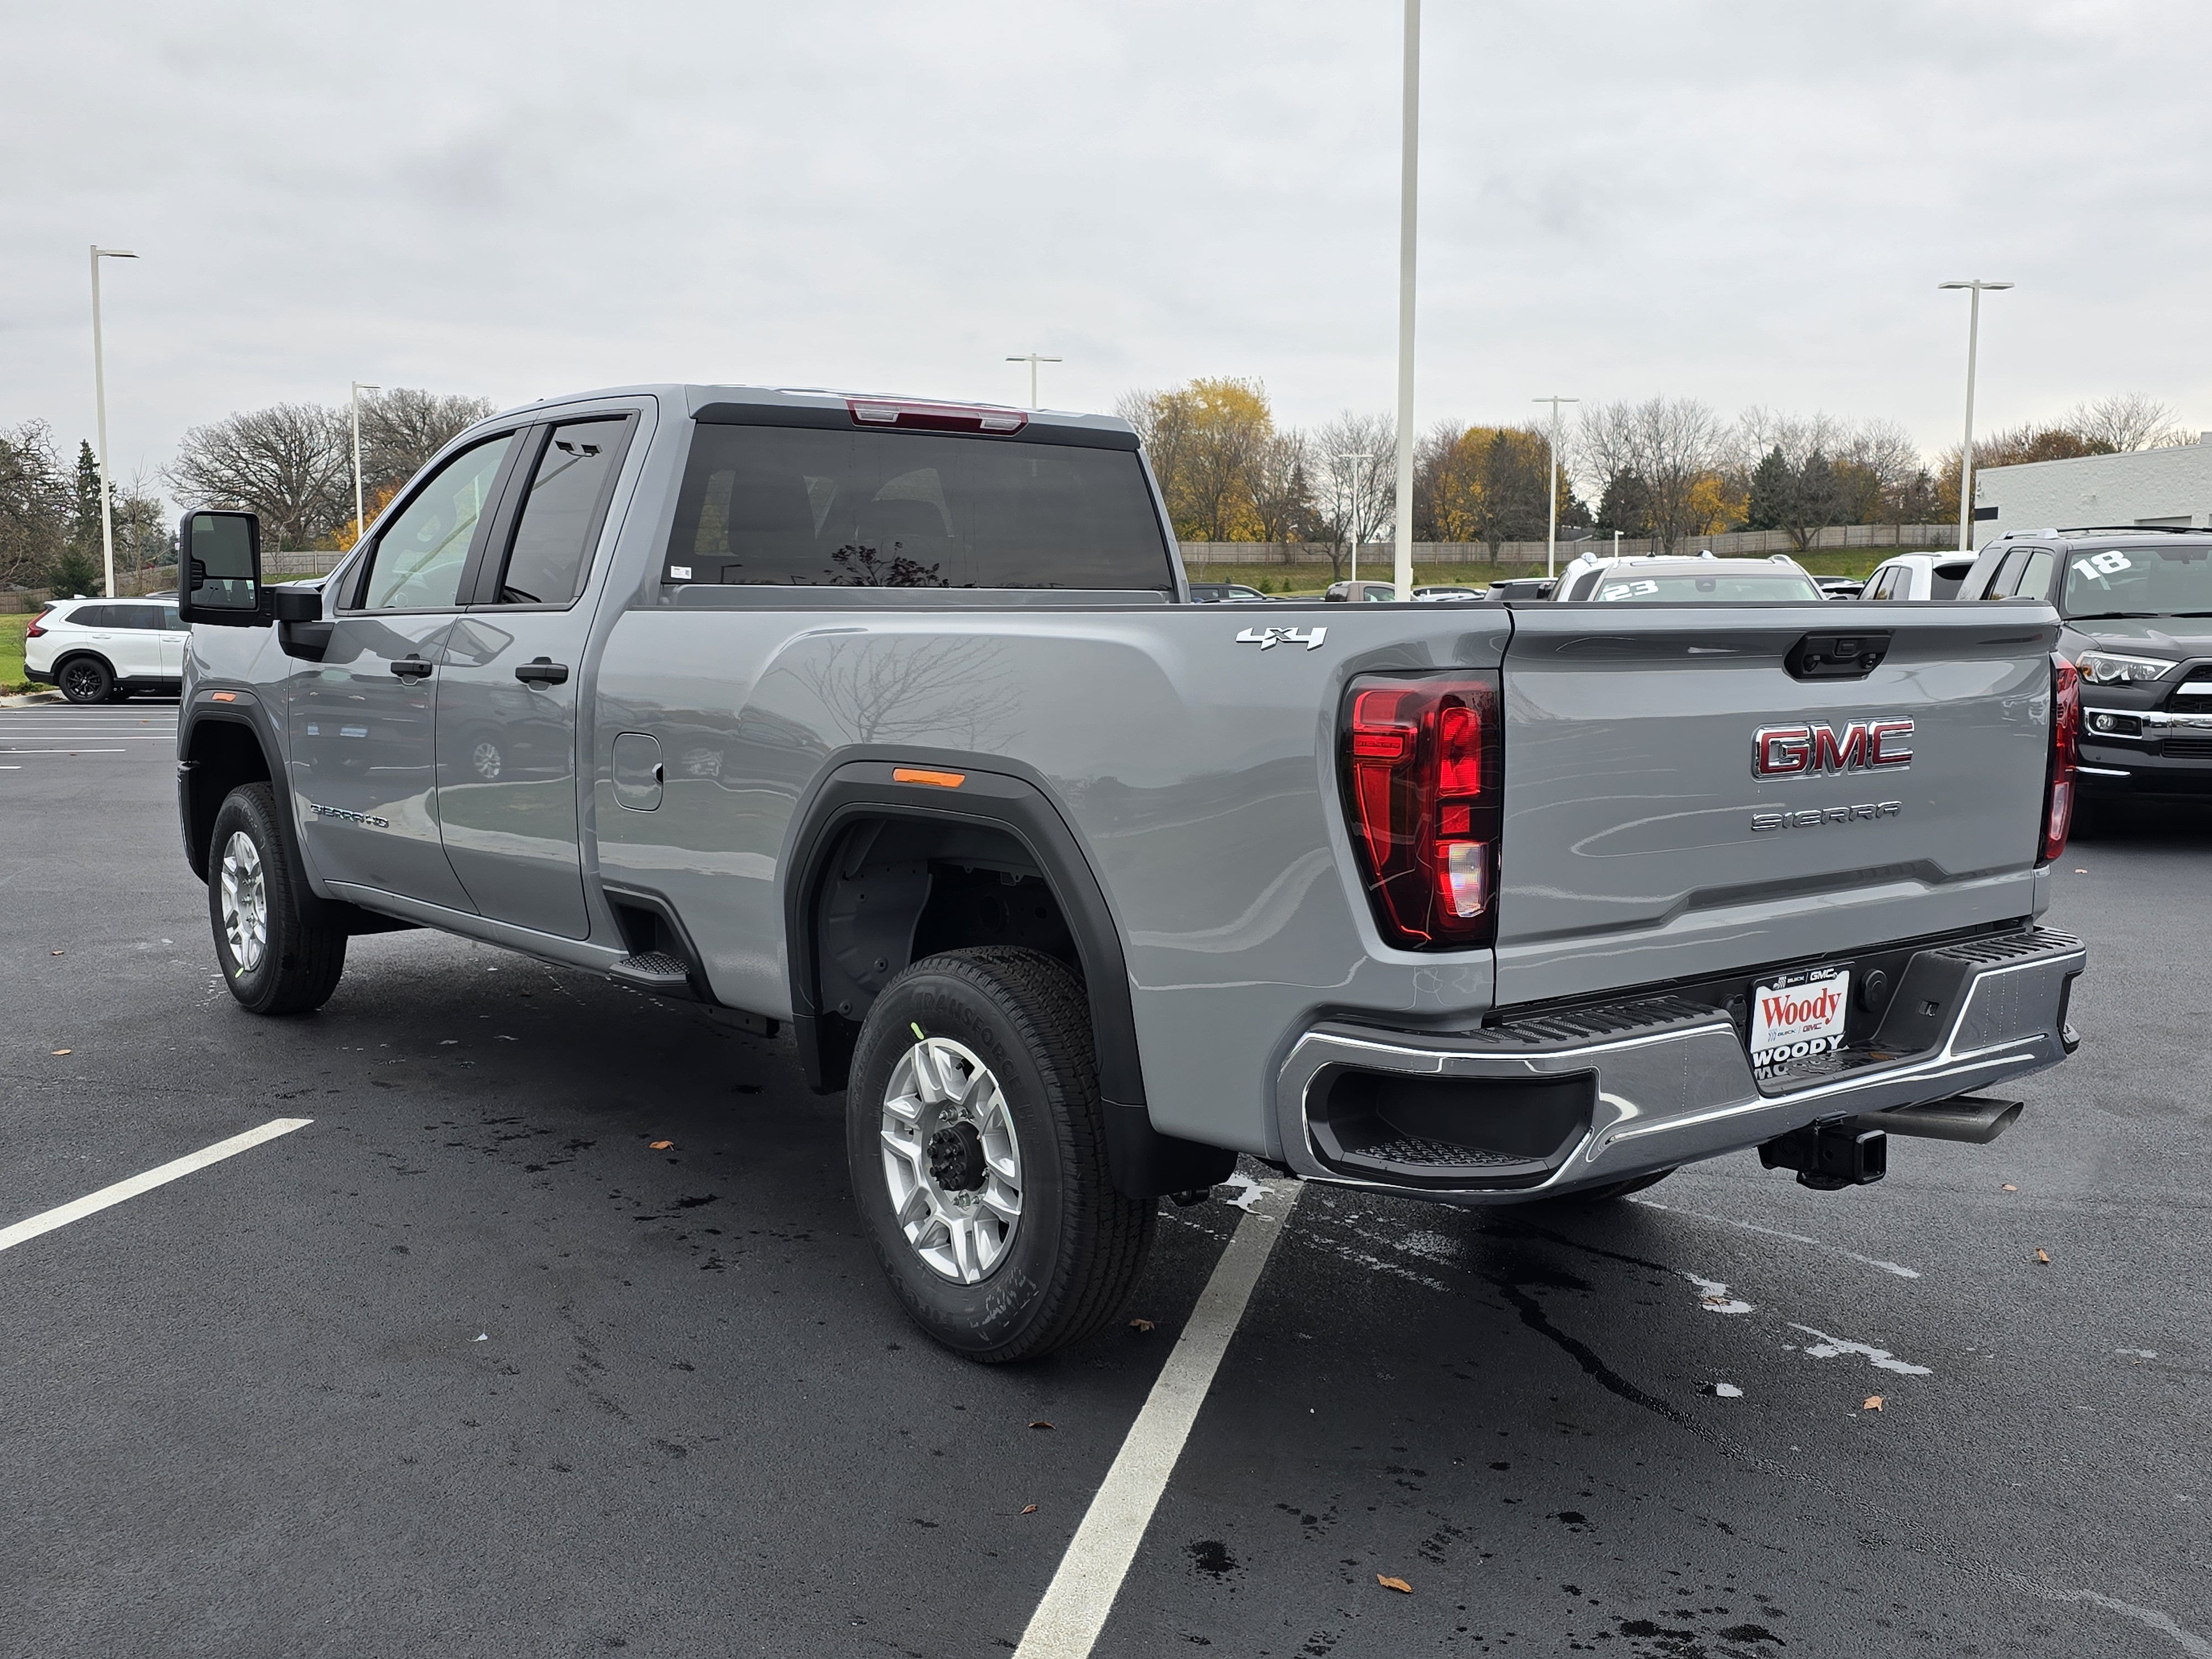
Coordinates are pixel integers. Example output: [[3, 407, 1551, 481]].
[[1749, 966, 1851, 1077]]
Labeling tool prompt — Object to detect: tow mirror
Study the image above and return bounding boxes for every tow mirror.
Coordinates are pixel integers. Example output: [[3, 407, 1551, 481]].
[[177, 510, 267, 625]]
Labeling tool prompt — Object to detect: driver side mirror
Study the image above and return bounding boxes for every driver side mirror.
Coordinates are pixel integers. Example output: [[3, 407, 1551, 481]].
[[176, 510, 266, 626]]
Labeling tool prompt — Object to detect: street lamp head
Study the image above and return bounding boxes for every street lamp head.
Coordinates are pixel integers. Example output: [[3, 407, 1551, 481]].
[[1939, 279, 2013, 290]]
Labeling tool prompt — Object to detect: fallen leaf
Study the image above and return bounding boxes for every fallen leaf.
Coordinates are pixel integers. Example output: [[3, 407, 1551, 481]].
[[51, 1048, 71, 1056], [1128, 1318, 1156, 1332], [50, 950, 64, 956], [2035, 1248, 2051, 1264], [2002, 1184, 2018, 1192], [1020, 1504, 1039, 1515], [2073, 868, 2087, 874], [650, 1140, 674, 1150], [1862, 1395, 1884, 1411], [1029, 1420, 1053, 1431], [1376, 1574, 1413, 1594]]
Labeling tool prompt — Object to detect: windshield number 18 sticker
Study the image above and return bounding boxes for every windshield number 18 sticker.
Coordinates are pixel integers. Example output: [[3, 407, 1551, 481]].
[[2073, 550, 2133, 582]]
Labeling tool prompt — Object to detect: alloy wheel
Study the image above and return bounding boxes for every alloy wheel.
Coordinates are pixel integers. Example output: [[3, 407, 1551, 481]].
[[879, 1033, 1024, 1284], [217, 830, 269, 974]]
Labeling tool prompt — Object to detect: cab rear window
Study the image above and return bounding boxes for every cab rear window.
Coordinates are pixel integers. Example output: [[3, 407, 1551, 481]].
[[665, 424, 1173, 591]]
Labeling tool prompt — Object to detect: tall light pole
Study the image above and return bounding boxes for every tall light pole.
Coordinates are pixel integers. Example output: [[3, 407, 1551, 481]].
[[1532, 395, 1579, 578], [89, 246, 139, 599], [351, 382, 382, 547], [1391, 0, 1421, 603], [1938, 279, 2012, 555], [1331, 450, 1382, 584], [1005, 353, 1061, 410]]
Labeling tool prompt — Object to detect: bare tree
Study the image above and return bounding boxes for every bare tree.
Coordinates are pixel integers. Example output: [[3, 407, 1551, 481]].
[[167, 403, 351, 550], [1583, 398, 1725, 553], [1248, 430, 1314, 551], [360, 388, 498, 500], [2064, 392, 2184, 453], [1311, 413, 1395, 581]]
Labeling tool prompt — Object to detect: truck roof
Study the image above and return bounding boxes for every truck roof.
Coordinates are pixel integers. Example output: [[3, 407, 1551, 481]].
[[478, 383, 1139, 447]]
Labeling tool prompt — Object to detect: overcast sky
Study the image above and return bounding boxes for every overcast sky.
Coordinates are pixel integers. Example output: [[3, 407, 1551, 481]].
[[8, 0, 2211, 496]]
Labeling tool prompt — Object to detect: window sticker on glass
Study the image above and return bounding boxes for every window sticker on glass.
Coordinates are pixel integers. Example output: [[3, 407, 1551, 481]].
[[2072, 550, 2132, 581], [1601, 580, 1660, 601]]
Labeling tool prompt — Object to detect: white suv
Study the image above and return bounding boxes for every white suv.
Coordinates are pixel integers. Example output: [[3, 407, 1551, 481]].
[[23, 597, 189, 703], [1860, 554, 1977, 602]]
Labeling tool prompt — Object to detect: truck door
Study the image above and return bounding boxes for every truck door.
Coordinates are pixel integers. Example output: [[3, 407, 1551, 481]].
[[432, 415, 635, 940], [288, 431, 521, 913]]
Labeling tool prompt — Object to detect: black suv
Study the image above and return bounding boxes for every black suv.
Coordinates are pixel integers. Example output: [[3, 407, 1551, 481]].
[[1960, 528, 2212, 798]]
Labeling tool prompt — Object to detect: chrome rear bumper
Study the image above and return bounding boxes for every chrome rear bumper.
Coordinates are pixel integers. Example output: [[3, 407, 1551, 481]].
[[1274, 927, 2086, 1204]]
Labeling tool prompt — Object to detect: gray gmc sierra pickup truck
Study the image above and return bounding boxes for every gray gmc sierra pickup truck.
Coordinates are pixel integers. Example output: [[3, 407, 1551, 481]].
[[173, 384, 2089, 1362]]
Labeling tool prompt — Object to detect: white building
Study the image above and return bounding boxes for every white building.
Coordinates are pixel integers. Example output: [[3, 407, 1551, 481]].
[[1976, 435, 2212, 536]]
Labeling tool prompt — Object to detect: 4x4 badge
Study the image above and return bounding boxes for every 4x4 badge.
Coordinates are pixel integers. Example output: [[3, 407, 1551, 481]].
[[1235, 625, 1327, 652]]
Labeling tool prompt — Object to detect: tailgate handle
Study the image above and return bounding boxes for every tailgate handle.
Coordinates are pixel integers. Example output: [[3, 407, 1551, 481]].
[[1786, 631, 1891, 681]]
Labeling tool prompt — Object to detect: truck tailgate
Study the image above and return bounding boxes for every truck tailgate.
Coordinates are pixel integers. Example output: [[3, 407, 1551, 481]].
[[1493, 604, 2061, 1006]]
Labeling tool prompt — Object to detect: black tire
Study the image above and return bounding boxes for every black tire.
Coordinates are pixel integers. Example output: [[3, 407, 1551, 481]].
[[58, 655, 113, 704], [207, 782, 347, 1015], [846, 946, 1156, 1363]]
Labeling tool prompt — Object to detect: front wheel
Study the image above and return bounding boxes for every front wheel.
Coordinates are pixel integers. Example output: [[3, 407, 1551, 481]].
[[207, 782, 347, 1014], [846, 947, 1156, 1363]]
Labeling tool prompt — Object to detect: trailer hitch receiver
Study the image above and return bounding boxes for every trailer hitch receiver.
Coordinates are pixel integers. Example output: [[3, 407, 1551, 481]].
[[1760, 1119, 1887, 1191]]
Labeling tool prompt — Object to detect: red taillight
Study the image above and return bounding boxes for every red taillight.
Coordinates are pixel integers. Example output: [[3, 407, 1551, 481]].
[[1342, 674, 1501, 948], [24, 620, 46, 638], [846, 397, 1027, 435], [2040, 653, 2079, 864]]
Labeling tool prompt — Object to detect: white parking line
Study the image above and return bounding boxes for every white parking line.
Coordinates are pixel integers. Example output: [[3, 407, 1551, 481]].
[[0, 1119, 312, 1256], [1014, 1177, 1302, 1659]]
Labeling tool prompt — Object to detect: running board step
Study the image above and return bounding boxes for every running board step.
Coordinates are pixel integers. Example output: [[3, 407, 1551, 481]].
[[1855, 1095, 2022, 1145], [609, 951, 693, 993]]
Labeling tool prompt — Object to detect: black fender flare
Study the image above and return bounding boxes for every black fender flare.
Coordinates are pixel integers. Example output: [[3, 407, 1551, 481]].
[[782, 753, 1235, 1200], [179, 690, 408, 936]]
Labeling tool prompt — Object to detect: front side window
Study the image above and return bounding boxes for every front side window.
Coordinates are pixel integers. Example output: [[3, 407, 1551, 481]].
[[491, 419, 630, 605], [358, 435, 515, 611], [2062, 543, 2212, 617], [665, 424, 1172, 590]]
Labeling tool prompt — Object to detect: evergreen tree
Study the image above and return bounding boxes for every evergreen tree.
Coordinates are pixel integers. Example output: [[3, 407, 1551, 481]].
[[1744, 446, 1792, 531]]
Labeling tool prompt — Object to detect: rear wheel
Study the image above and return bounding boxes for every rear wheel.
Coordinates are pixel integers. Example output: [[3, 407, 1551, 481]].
[[846, 947, 1155, 1363], [58, 656, 112, 704], [207, 782, 347, 1015]]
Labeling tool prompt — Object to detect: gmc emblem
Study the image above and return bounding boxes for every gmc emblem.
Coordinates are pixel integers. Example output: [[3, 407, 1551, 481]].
[[1751, 719, 1913, 779]]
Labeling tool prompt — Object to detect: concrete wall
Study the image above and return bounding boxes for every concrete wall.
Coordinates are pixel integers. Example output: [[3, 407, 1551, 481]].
[[1977, 437, 2212, 536]]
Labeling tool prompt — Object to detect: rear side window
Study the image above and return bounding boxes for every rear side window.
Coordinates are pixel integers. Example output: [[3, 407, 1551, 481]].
[[666, 424, 1172, 590], [1929, 561, 1973, 601], [116, 604, 164, 630], [490, 418, 633, 606], [61, 604, 112, 627]]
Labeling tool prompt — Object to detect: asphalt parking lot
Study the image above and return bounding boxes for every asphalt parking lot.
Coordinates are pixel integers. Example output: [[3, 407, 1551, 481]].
[[2, 698, 2208, 1659]]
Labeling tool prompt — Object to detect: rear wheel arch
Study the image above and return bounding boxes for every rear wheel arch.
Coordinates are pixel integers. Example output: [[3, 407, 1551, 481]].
[[782, 757, 1234, 1199]]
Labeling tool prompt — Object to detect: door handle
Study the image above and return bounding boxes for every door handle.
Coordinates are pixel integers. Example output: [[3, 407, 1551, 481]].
[[514, 658, 570, 686], [391, 655, 434, 680]]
